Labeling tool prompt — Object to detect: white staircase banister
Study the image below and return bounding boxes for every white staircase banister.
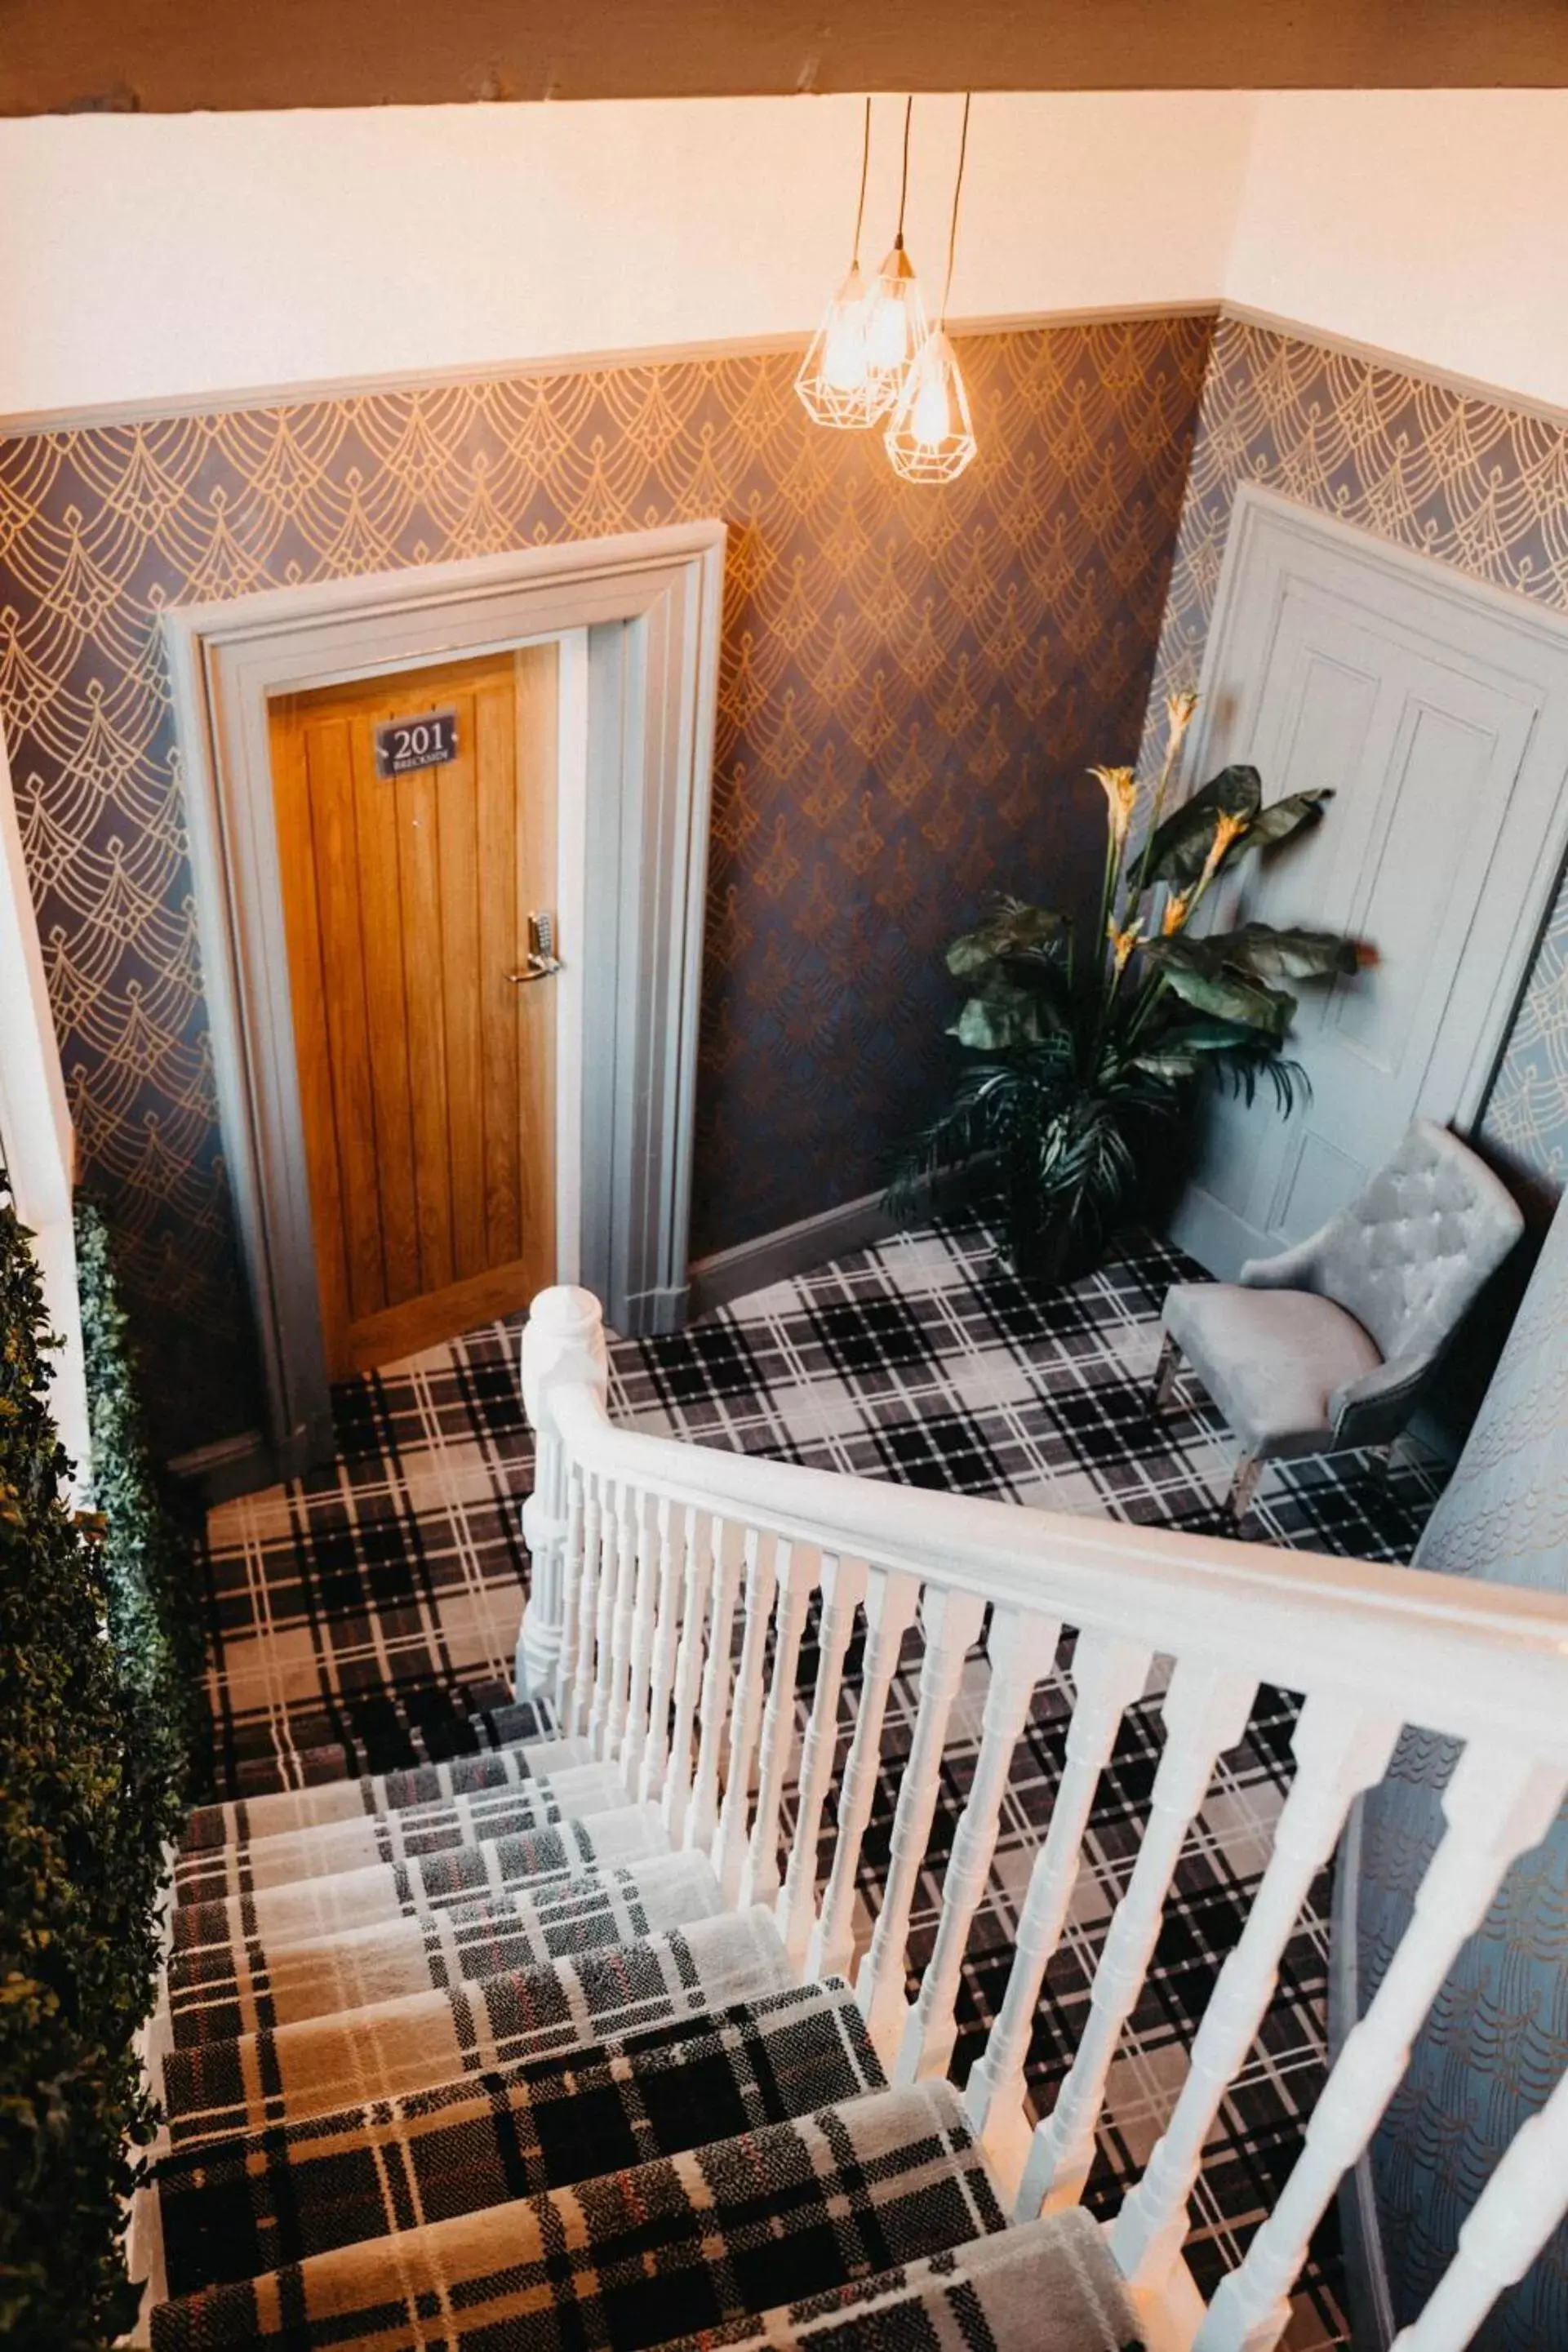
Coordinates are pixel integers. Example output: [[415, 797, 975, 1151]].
[[544, 1381, 1568, 1760], [521, 1285, 1568, 2352]]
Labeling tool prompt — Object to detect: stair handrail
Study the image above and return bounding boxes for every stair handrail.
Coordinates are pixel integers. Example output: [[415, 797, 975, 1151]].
[[520, 1286, 1568, 1758]]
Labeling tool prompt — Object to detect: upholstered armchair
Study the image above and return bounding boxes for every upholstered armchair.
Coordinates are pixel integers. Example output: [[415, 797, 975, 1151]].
[[1154, 1120, 1525, 1518]]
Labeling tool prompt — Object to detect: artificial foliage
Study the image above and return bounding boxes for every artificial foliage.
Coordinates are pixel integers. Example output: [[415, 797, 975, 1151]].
[[73, 1199, 207, 1786], [0, 1180, 198, 2346], [894, 691, 1365, 1278]]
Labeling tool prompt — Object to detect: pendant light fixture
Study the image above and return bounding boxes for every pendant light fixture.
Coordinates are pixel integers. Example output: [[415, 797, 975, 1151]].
[[886, 93, 978, 485], [860, 98, 930, 410], [796, 99, 886, 428]]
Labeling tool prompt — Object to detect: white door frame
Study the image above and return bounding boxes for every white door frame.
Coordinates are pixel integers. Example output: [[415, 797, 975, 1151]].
[[1182, 482, 1568, 1149], [166, 521, 726, 1478]]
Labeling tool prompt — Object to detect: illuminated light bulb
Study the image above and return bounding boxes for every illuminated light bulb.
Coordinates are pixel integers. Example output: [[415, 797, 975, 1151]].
[[821, 273, 870, 390], [909, 350, 953, 447], [885, 327, 977, 485], [796, 100, 893, 429], [862, 240, 929, 393]]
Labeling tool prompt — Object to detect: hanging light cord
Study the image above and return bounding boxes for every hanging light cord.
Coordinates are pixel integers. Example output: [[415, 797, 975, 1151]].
[[940, 93, 971, 322], [850, 96, 872, 266], [894, 94, 913, 247]]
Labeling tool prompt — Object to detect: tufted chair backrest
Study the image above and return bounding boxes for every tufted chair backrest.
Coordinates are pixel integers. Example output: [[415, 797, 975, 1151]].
[[1306, 1119, 1524, 1365]]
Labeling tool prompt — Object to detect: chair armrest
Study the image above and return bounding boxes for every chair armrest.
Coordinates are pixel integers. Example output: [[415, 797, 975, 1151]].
[[1330, 1349, 1436, 1450], [1240, 1233, 1326, 1292]]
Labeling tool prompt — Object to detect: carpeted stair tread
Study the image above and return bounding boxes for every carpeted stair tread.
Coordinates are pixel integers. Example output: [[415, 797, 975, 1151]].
[[149, 1976, 883, 2301], [172, 1758, 630, 1900], [160, 1848, 723, 2049], [155, 1907, 795, 2145], [168, 1801, 671, 1958], [180, 1729, 594, 1852], [149, 2078, 1002, 2350], [216, 1684, 555, 1803], [649, 2211, 1141, 2351]]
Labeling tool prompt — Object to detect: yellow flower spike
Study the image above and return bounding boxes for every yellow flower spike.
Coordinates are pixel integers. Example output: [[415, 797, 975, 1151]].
[[1161, 890, 1191, 936], [1089, 764, 1138, 851], [1108, 918, 1143, 974], [1198, 808, 1249, 887], [1165, 688, 1199, 752]]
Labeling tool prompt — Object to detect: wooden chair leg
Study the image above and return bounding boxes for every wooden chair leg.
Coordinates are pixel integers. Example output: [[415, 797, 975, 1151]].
[[1151, 1333, 1183, 1415], [1226, 1453, 1264, 1521]]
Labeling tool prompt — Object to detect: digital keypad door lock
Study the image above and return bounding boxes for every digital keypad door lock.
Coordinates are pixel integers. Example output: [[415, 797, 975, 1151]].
[[507, 912, 563, 985]]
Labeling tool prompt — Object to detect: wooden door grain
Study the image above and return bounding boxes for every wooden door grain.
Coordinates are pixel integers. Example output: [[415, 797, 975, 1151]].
[[270, 646, 557, 1376]]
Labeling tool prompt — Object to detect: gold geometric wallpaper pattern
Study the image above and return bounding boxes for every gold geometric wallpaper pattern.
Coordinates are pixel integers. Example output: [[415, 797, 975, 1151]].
[[0, 314, 1215, 1452], [1139, 311, 1568, 1215]]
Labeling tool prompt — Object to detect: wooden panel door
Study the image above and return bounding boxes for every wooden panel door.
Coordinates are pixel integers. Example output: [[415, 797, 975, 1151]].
[[1170, 496, 1568, 1277], [270, 647, 557, 1376]]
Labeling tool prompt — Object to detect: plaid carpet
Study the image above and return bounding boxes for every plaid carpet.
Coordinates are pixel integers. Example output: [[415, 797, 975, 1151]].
[[150, 2079, 1006, 2351], [152, 1977, 884, 2298], [193, 1211, 1444, 2350]]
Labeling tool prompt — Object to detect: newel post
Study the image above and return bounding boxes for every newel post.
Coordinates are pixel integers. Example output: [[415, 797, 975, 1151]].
[[518, 1285, 609, 1705]]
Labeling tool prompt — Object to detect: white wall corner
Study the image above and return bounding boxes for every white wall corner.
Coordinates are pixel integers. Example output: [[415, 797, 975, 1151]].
[[0, 718, 90, 1484]]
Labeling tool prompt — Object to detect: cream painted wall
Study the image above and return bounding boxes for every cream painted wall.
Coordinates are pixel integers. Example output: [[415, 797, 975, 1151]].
[[7, 90, 1568, 433], [0, 92, 1250, 417], [1224, 91, 1568, 412]]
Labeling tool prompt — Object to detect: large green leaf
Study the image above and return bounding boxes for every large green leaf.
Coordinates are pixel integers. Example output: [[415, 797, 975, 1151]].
[[1156, 1015, 1274, 1054], [1238, 787, 1334, 855], [1140, 764, 1262, 890], [1198, 921, 1358, 982], [948, 984, 1048, 1051], [1148, 948, 1296, 1037], [946, 900, 1067, 977]]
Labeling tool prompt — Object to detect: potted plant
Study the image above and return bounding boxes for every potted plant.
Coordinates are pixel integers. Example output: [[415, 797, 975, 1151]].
[[891, 691, 1366, 1283]]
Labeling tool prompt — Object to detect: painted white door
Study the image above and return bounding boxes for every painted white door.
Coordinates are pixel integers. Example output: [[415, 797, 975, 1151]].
[[1170, 488, 1568, 1278]]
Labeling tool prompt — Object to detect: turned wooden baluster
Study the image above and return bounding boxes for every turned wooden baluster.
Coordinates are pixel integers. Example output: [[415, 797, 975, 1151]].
[[1390, 2058, 1568, 2352], [586, 1474, 621, 1758], [566, 1469, 602, 1738], [602, 1478, 643, 1765], [1018, 1656, 1256, 2218], [637, 1497, 684, 1804], [685, 1516, 744, 1857], [660, 1506, 712, 1840], [713, 1527, 781, 1902], [740, 1541, 821, 1909], [895, 1604, 1059, 2086], [779, 1554, 869, 1964], [1112, 1693, 1400, 2297], [806, 1566, 921, 1985], [856, 1584, 988, 2061], [1195, 1745, 1567, 2352], [619, 1486, 661, 1788], [551, 1465, 586, 1723], [964, 1631, 1151, 2147]]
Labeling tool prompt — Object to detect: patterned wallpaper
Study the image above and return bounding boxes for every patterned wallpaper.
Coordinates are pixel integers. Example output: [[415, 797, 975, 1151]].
[[0, 314, 1214, 1452], [1139, 313, 1568, 1214]]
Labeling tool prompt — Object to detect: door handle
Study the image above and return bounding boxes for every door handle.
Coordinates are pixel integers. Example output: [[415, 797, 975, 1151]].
[[508, 910, 563, 985]]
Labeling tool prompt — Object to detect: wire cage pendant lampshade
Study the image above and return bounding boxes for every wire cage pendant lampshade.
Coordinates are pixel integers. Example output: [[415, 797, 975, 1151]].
[[886, 93, 977, 484], [796, 100, 887, 429], [860, 98, 930, 410], [885, 325, 977, 483]]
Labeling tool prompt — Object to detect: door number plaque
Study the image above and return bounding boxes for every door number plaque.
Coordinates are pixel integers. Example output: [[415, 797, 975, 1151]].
[[375, 708, 459, 779]]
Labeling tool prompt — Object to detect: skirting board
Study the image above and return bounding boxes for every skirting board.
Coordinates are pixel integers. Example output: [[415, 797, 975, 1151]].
[[686, 1185, 904, 1319]]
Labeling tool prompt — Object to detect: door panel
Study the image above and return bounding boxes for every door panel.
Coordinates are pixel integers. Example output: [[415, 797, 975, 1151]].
[[270, 647, 558, 1376], [1171, 495, 1568, 1278]]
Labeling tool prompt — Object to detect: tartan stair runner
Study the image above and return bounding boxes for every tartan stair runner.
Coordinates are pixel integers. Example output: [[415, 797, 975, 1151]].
[[140, 1701, 1140, 2349]]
